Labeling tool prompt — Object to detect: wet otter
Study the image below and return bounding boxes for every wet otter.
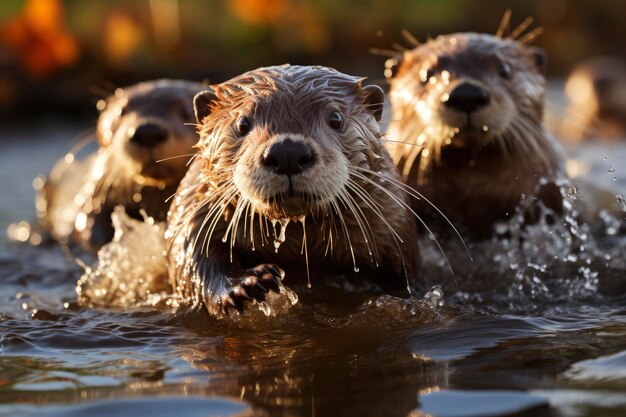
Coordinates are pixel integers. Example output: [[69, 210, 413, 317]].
[[39, 79, 205, 249], [384, 31, 565, 239], [562, 57, 626, 141], [166, 65, 420, 317]]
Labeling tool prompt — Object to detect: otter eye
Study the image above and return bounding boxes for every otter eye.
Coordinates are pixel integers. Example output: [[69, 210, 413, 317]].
[[498, 62, 512, 80], [329, 111, 343, 130], [236, 116, 251, 136]]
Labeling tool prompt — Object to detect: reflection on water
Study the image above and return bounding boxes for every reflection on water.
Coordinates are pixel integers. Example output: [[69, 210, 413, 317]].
[[1, 126, 625, 417]]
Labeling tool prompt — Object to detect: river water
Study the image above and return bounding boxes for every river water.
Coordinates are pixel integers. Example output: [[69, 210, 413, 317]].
[[0, 122, 625, 417]]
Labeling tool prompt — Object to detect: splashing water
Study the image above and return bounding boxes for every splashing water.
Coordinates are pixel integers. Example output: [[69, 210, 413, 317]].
[[419, 179, 623, 312], [76, 207, 300, 319], [76, 206, 172, 309], [566, 184, 579, 200]]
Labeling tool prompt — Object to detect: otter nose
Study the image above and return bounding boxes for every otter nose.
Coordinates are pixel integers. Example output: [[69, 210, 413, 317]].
[[129, 123, 168, 148], [261, 139, 314, 176], [444, 83, 491, 113]]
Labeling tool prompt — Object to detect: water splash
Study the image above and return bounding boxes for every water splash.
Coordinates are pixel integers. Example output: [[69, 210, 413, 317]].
[[224, 285, 299, 327], [76, 206, 172, 309], [565, 184, 579, 200], [422, 285, 444, 309], [418, 179, 619, 312]]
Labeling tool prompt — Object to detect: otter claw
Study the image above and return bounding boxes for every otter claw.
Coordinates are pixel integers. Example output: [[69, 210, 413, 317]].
[[260, 274, 281, 293], [254, 282, 269, 293], [222, 264, 284, 314], [223, 295, 244, 313], [232, 286, 253, 302]]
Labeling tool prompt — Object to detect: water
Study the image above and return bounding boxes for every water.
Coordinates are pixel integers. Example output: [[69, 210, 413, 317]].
[[1, 124, 626, 417]]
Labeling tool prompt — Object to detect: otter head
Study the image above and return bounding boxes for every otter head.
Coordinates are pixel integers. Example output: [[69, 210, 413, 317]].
[[387, 33, 547, 149], [96, 80, 202, 186], [193, 65, 384, 220]]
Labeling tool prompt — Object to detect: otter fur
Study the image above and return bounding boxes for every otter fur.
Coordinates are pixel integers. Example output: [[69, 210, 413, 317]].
[[166, 65, 420, 317], [39, 79, 205, 249], [385, 32, 565, 239]]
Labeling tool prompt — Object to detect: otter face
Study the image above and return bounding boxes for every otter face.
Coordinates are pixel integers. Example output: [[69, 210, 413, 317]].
[[388, 33, 547, 148], [97, 80, 201, 186], [194, 65, 384, 220]]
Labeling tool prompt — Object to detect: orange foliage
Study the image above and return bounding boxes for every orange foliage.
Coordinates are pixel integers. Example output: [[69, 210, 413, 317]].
[[227, 0, 288, 24], [103, 12, 144, 65], [0, 0, 79, 78], [227, 0, 329, 53]]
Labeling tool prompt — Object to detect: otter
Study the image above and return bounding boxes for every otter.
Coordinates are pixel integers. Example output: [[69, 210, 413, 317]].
[[562, 57, 626, 141], [384, 31, 565, 239], [166, 65, 420, 317], [39, 79, 206, 249]]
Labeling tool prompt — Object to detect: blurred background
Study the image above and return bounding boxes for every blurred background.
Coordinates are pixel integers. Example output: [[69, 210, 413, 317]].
[[0, 0, 625, 126]]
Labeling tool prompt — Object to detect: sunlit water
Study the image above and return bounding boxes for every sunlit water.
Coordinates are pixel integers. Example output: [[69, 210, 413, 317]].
[[1, 124, 625, 417]]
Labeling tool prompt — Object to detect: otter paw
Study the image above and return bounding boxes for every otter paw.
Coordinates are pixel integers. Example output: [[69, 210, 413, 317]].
[[222, 264, 285, 314]]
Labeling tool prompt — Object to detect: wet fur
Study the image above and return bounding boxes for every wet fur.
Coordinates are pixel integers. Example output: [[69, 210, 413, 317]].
[[385, 33, 564, 239], [41, 79, 205, 249], [166, 65, 419, 317]]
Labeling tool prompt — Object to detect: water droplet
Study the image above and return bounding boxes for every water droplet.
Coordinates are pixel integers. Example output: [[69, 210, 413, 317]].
[[565, 184, 579, 200], [608, 166, 615, 174], [272, 218, 289, 252], [423, 285, 444, 309], [617, 194, 626, 212]]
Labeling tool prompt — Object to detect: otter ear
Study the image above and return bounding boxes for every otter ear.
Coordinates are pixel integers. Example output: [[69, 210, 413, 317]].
[[384, 56, 403, 79], [360, 84, 385, 122], [193, 89, 218, 125], [531, 47, 547, 75]]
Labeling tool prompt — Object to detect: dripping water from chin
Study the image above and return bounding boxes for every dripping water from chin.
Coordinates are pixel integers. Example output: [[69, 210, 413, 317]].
[[270, 215, 312, 288]]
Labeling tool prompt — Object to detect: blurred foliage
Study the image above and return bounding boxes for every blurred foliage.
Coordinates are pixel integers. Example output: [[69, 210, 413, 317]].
[[0, 0, 624, 122]]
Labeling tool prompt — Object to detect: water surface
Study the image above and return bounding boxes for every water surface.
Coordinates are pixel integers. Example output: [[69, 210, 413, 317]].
[[1, 124, 625, 417]]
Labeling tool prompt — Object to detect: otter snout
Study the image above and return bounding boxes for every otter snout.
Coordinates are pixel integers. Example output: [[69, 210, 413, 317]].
[[129, 122, 169, 148], [261, 138, 314, 176], [443, 82, 490, 113]]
